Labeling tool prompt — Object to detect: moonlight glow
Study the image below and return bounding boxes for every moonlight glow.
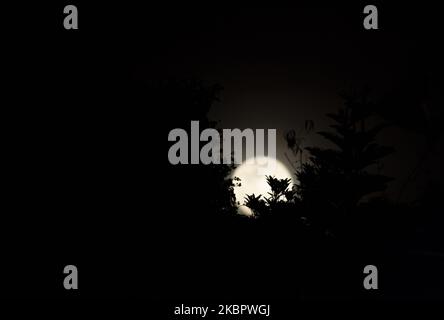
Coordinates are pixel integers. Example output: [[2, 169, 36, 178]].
[[232, 156, 294, 216]]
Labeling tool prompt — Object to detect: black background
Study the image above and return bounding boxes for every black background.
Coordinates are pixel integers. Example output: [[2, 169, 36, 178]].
[[2, 3, 443, 314]]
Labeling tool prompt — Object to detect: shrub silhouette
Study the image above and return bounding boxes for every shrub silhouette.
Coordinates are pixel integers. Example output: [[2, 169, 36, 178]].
[[297, 93, 394, 232], [243, 92, 394, 236], [244, 176, 295, 218]]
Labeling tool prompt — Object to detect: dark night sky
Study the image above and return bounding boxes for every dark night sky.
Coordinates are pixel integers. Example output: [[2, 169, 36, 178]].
[[3, 1, 443, 300], [130, 5, 442, 200]]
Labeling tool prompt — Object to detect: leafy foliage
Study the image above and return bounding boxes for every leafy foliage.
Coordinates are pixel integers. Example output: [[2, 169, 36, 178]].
[[242, 92, 394, 235], [244, 176, 295, 218]]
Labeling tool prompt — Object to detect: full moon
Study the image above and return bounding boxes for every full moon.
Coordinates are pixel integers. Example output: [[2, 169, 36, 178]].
[[231, 156, 294, 216]]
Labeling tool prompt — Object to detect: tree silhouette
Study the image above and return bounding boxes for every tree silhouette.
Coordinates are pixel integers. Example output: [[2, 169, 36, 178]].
[[294, 92, 394, 233], [151, 79, 238, 220], [241, 93, 395, 237]]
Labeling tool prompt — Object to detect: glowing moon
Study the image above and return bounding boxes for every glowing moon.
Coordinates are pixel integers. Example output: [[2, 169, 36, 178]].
[[232, 156, 294, 216]]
